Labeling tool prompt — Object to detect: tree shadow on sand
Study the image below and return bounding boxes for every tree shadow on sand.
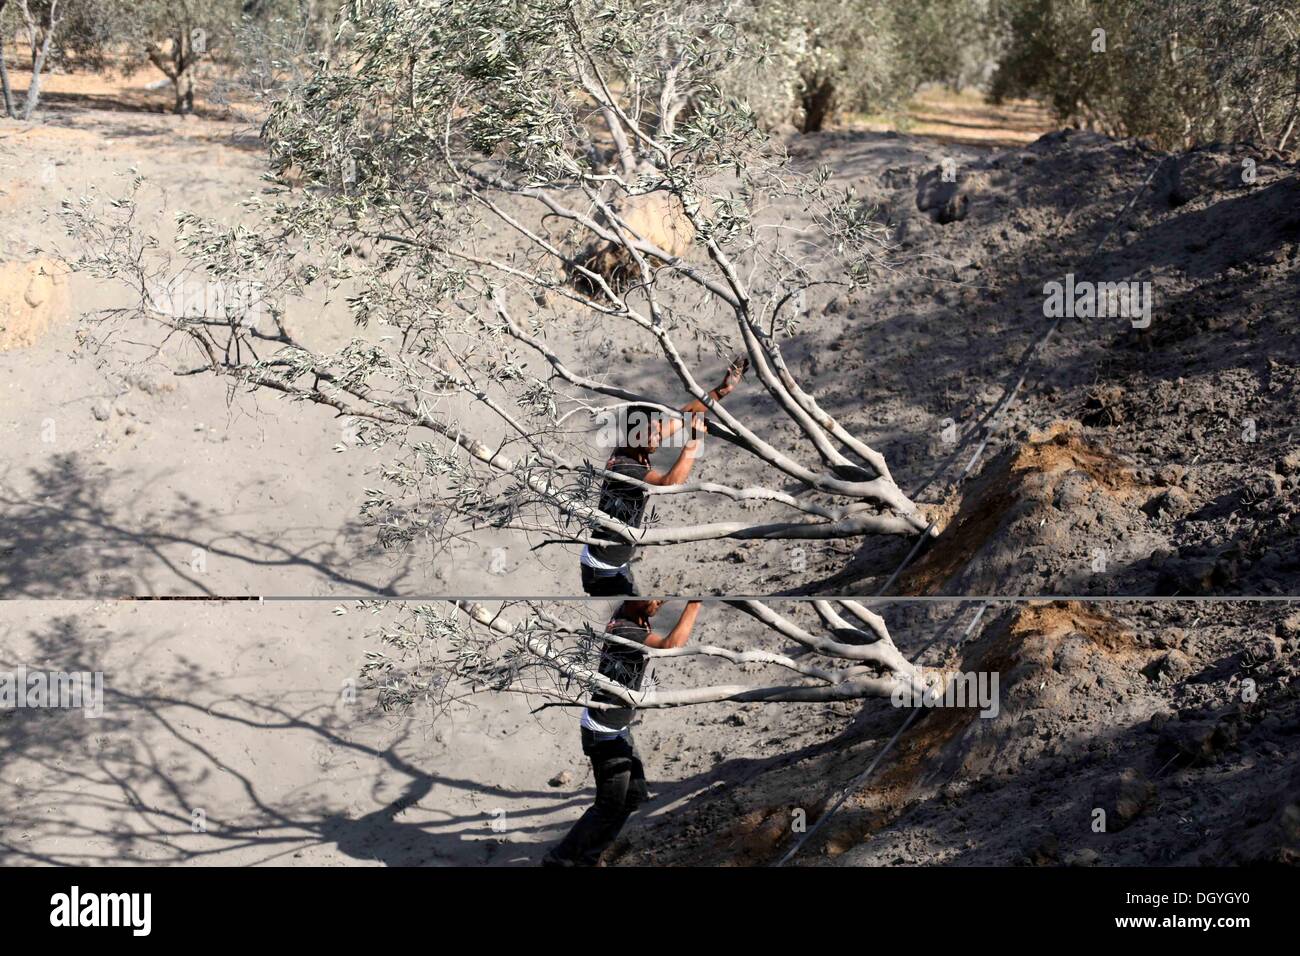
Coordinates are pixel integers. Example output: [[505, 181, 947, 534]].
[[0, 614, 587, 866], [0, 453, 412, 596]]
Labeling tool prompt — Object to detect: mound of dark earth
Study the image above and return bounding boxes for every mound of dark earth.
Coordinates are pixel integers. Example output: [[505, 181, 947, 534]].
[[612, 601, 1299, 866], [899, 420, 1156, 595], [708, 129, 1300, 596]]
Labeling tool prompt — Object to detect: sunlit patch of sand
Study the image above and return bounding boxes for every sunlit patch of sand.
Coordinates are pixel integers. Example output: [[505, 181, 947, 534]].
[[850, 86, 1055, 147]]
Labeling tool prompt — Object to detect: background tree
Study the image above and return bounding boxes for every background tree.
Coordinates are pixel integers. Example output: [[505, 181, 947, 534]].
[[890, 0, 1001, 94], [214, 0, 345, 111], [107, 0, 241, 114], [0, 0, 281, 119], [991, 0, 1300, 155], [726, 0, 913, 133], [722, 0, 1000, 134], [0, 0, 68, 120], [95, 0, 332, 115], [65, 0, 936, 578]]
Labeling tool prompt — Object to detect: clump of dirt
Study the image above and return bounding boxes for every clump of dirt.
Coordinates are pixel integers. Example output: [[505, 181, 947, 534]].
[[573, 189, 693, 293], [771, 131, 1300, 600], [901, 422, 1151, 595], [833, 602, 1300, 867], [664, 804, 796, 867], [1012, 421, 1141, 493], [1008, 600, 1140, 658], [915, 165, 988, 224], [0, 258, 68, 351], [613, 600, 1144, 865]]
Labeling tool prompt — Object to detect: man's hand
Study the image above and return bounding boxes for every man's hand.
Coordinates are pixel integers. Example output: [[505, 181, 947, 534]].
[[688, 412, 706, 440], [646, 356, 746, 458], [715, 355, 749, 398]]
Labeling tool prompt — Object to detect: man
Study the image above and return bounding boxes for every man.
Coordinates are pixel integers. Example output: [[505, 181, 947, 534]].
[[579, 358, 748, 596], [542, 599, 702, 867]]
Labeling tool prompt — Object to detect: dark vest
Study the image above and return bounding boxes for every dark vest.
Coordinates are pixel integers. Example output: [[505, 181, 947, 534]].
[[588, 454, 650, 565], [590, 615, 650, 730]]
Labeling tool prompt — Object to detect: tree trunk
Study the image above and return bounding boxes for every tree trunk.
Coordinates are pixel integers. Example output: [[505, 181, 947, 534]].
[[174, 65, 195, 114], [0, 0, 14, 118], [800, 77, 836, 134], [0, 41, 16, 118], [172, 29, 195, 115], [19, 18, 53, 120]]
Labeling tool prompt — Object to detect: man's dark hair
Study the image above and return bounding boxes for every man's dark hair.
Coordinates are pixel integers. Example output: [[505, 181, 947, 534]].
[[616, 403, 665, 451], [619, 599, 659, 620]]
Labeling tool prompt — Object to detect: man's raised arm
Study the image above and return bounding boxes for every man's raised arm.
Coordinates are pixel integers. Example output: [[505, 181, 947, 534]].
[[644, 601, 703, 649], [644, 414, 704, 487], [648, 356, 748, 450]]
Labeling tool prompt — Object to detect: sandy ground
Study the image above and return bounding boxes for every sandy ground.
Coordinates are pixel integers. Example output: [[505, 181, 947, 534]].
[[0, 70, 1065, 599], [0, 597, 867, 865], [853, 86, 1054, 147], [0, 598, 588, 866], [1, 85, 429, 597]]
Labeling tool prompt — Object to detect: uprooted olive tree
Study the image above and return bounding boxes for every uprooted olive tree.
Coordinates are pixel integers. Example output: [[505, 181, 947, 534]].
[[359, 599, 940, 716], [63, 0, 935, 577]]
